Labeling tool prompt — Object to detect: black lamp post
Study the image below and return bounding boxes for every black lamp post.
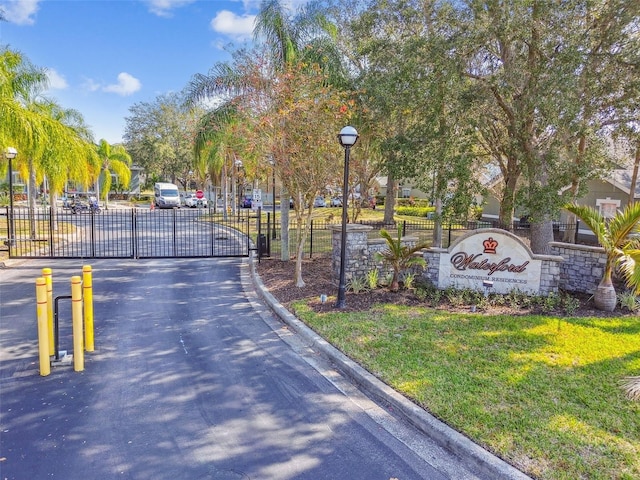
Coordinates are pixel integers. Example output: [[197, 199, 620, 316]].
[[336, 126, 359, 309], [4, 147, 17, 247], [269, 158, 276, 239]]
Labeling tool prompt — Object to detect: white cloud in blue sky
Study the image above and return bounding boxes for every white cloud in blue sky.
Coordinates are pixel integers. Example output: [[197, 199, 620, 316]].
[[0, 0, 309, 143], [45, 67, 67, 90], [210, 10, 255, 38], [0, 0, 39, 25], [144, 0, 196, 18], [103, 73, 143, 96]]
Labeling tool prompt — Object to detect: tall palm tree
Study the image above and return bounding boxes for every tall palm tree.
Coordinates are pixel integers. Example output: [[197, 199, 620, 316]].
[[40, 102, 98, 229], [2, 48, 99, 237], [193, 103, 244, 218], [96, 139, 131, 209], [565, 202, 640, 311], [1, 48, 48, 161]]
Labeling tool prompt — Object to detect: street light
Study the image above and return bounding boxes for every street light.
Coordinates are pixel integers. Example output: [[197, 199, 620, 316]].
[[336, 126, 359, 309], [4, 147, 17, 247]]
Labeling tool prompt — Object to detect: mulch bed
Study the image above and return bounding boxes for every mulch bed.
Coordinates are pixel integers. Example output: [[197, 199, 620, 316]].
[[255, 255, 636, 318]]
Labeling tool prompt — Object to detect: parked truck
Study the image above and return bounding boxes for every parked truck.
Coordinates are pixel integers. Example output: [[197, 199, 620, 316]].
[[153, 182, 180, 209]]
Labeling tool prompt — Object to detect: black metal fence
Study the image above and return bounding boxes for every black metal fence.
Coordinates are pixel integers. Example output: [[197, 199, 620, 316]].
[[1, 206, 598, 261], [1, 207, 251, 259], [260, 214, 598, 259]]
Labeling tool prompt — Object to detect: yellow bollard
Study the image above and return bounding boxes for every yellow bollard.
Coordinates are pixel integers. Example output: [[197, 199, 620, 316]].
[[83, 265, 94, 352], [35, 278, 51, 376], [71, 276, 84, 372], [42, 268, 54, 355]]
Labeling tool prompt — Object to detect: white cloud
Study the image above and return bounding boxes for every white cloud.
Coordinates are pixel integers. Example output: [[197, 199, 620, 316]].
[[233, 0, 308, 12], [144, 0, 195, 17], [0, 0, 40, 25], [81, 77, 101, 93], [210, 10, 255, 37], [103, 73, 142, 96], [45, 68, 67, 90]]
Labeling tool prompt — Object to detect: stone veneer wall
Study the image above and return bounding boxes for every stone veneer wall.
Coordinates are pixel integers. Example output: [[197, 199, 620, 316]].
[[549, 241, 606, 294], [330, 228, 602, 296], [329, 224, 418, 286]]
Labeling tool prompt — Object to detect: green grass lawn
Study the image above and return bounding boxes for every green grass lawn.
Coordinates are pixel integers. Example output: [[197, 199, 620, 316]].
[[291, 301, 640, 480]]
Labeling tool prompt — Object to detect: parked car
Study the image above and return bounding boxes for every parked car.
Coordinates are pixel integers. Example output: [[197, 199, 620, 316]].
[[313, 196, 327, 207], [183, 193, 208, 208], [330, 197, 342, 207]]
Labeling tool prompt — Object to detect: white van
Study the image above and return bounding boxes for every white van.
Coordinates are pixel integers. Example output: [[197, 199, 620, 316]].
[[154, 182, 181, 209]]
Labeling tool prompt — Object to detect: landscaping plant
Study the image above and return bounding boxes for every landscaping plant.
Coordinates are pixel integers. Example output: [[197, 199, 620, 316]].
[[374, 224, 429, 292], [366, 268, 379, 290], [564, 202, 640, 311]]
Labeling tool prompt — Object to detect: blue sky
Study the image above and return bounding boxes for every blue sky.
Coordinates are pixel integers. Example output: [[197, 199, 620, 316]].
[[0, 0, 306, 144]]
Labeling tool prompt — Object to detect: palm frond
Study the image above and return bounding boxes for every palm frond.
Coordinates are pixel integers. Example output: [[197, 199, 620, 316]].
[[621, 376, 640, 401]]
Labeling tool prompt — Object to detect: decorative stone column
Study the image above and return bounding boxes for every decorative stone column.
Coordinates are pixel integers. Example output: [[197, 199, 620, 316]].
[[329, 224, 373, 287]]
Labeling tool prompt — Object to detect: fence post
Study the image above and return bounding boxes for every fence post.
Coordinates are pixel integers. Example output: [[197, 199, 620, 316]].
[[48, 206, 54, 256], [575, 219, 580, 244], [267, 212, 271, 255], [257, 207, 262, 261], [90, 210, 96, 257], [402, 220, 406, 236], [310, 219, 314, 258]]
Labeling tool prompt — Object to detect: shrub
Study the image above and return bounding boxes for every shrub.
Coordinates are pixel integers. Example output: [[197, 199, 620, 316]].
[[366, 269, 379, 290], [395, 206, 435, 217], [617, 291, 640, 312], [403, 272, 416, 289], [375, 224, 429, 292], [347, 276, 368, 294]]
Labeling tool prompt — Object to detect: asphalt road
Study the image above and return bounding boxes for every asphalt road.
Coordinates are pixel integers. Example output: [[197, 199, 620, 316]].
[[1, 258, 487, 480]]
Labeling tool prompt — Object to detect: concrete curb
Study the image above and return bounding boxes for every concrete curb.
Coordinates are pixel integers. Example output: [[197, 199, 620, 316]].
[[249, 256, 531, 480]]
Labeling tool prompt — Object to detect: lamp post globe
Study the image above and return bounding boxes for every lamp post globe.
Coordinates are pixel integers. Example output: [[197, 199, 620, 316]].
[[336, 126, 359, 309]]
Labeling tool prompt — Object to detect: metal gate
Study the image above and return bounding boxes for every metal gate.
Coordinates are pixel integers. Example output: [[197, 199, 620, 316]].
[[2, 207, 254, 259]]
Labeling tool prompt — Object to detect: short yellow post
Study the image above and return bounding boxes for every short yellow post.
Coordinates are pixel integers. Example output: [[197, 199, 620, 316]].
[[82, 265, 94, 352], [42, 268, 54, 355], [35, 278, 51, 376], [71, 276, 84, 372]]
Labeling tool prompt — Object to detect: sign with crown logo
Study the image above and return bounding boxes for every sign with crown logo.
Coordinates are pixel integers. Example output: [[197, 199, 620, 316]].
[[437, 229, 543, 294]]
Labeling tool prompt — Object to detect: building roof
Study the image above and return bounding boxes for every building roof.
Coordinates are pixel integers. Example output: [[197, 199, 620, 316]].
[[605, 168, 640, 199]]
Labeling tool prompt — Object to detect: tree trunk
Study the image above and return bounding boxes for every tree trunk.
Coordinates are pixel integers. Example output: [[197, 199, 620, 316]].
[[280, 186, 290, 261], [28, 158, 37, 240], [383, 170, 396, 225], [51, 192, 59, 232], [389, 272, 400, 292], [594, 275, 617, 312], [231, 164, 237, 216], [530, 218, 554, 255], [562, 213, 578, 244], [628, 142, 639, 207], [432, 196, 443, 248], [499, 172, 518, 228], [220, 165, 229, 222], [293, 208, 312, 287]]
